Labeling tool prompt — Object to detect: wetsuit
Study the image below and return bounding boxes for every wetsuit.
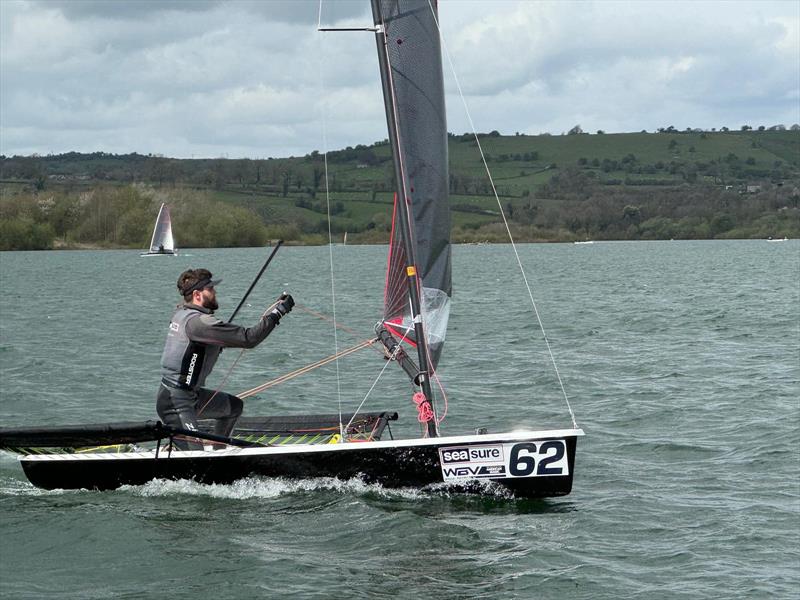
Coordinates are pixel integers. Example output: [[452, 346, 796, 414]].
[[156, 303, 280, 449]]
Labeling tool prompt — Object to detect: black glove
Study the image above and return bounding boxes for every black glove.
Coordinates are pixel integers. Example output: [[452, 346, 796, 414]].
[[271, 293, 294, 319]]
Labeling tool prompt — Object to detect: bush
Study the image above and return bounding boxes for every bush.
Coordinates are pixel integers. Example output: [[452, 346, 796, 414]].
[[0, 218, 55, 250]]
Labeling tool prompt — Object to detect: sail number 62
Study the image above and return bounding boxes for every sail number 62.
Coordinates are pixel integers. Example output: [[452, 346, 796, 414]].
[[509, 441, 567, 477]]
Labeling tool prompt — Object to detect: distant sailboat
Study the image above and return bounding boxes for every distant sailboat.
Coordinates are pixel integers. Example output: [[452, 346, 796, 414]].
[[141, 203, 177, 256]]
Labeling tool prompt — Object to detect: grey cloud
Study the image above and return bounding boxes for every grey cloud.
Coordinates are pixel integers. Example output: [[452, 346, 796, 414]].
[[38, 0, 224, 19], [243, 0, 369, 25], [439, 1, 798, 135], [41, 0, 368, 25], [1, 0, 798, 157]]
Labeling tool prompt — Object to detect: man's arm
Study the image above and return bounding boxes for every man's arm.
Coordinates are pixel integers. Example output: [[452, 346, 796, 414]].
[[186, 294, 294, 349], [186, 313, 278, 349]]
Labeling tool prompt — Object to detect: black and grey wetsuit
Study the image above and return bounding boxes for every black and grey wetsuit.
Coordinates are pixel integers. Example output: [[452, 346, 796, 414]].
[[156, 303, 280, 449]]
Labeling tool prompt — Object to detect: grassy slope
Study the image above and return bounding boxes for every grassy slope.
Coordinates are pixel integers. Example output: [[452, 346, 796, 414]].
[[3, 130, 798, 244], [205, 130, 798, 228]]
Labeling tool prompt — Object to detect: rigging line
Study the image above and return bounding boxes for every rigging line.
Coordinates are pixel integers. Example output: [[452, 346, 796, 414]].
[[197, 300, 279, 415], [427, 2, 577, 429], [343, 327, 410, 436], [196, 351, 245, 415], [198, 244, 284, 415], [417, 314, 446, 423], [316, 13, 345, 440], [294, 304, 384, 354], [237, 339, 376, 399], [431, 365, 448, 425]]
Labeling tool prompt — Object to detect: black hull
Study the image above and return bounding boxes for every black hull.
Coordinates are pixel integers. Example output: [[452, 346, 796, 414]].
[[19, 433, 581, 498]]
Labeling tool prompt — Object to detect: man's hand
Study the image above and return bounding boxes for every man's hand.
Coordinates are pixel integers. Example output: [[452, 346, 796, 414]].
[[271, 293, 295, 319]]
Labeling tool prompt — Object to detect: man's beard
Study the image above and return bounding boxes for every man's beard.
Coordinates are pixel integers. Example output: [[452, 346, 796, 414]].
[[202, 294, 219, 312]]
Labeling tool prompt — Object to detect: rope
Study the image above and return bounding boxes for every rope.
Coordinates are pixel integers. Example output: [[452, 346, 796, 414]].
[[196, 350, 245, 415], [431, 367, 448, 425], [412, 391, 434, 423], [427, 1, 578, 429], [197, 300, 278, 416], [237, 339, 376, 399], [316, 16, 346, 439], [342, 326, 410, 436], [295, 304, 383, 353]]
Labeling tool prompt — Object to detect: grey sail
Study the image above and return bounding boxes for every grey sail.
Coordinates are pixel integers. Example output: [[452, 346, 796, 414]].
[[372, 0, 452, 370]]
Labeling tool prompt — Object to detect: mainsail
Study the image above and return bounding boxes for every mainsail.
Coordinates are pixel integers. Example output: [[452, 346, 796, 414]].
[[372, 0, 451, 370], [147, 203, 175, 254]]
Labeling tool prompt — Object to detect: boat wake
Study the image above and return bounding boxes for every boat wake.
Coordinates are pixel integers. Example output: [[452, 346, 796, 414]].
[[0, 475, 67, 497], [125, 476, 519, 501], [1, 466, 533, 502]]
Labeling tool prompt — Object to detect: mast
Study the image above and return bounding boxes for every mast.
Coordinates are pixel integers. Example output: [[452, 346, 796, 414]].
[[371, 0, 439, 437]]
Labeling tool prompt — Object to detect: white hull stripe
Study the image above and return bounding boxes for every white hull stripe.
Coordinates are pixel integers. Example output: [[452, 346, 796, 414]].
[[20, 428, 584, 463]]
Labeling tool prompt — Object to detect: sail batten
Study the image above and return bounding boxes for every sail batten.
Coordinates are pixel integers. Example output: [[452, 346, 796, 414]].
[[373, 0, 451, 371]]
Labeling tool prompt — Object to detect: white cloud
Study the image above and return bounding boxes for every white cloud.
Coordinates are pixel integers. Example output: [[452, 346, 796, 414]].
[[436, 0, 799, 135], [0, 0, 797, 158]]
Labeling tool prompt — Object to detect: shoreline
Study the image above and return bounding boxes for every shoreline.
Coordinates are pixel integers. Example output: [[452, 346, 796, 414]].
[[5, 237, 794, 252]]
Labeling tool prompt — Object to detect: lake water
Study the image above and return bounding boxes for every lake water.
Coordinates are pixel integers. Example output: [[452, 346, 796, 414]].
[[1, 240, 798, 599]]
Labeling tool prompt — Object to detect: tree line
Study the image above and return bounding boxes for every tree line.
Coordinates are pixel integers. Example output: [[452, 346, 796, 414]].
[[490, 168, 799, 242], [1, 129, 797, 249], [0, 185, 276, 251]]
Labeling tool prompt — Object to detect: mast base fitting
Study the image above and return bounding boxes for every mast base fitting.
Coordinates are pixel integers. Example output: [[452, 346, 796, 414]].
[[375, 324, 423, 385]]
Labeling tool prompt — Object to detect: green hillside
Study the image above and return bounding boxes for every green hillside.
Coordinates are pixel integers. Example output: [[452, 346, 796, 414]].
[[1, 128, 798, 250]]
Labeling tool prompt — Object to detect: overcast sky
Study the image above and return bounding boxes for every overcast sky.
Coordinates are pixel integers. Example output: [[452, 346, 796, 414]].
[[1, 0, 798, 159]]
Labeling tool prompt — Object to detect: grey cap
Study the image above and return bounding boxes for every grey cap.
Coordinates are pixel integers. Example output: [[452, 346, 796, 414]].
[[181, 277, 222, 295]]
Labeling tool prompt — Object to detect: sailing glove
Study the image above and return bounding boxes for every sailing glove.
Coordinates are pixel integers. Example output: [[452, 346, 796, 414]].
[[271, 293, 295, 319]]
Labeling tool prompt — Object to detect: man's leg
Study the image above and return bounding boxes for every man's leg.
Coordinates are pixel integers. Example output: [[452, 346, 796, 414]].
[[156, 385, 204, 450], [194, 388, 244, 438]]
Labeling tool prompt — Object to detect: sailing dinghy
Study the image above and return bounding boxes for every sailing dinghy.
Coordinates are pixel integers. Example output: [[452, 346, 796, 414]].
[[0, 0, 583, 497], [140, 203, 177, 256]]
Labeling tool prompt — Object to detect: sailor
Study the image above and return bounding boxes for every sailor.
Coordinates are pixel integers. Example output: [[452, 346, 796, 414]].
[[157, 268, 294, 449]]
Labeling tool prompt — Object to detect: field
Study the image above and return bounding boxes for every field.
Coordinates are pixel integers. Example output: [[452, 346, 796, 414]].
[[1, 129, 798, 249]]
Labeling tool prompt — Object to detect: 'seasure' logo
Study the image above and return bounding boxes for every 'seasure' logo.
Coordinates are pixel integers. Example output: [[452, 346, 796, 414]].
[[441, 445, 502, 464]]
